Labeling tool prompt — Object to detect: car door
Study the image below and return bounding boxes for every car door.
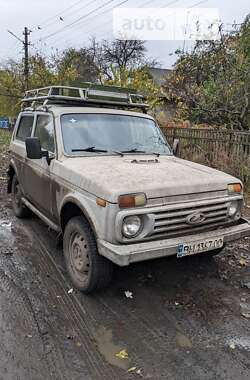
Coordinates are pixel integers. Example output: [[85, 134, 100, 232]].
[[22, 113, 56, 218], [11, 113, 35, 194]]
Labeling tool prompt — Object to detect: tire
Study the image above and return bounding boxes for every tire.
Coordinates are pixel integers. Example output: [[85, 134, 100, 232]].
[[63, 216, 113, 293], [11, 174, 30, 218]]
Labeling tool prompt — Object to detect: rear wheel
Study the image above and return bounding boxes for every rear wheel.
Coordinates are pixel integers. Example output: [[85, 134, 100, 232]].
[[11, 174, 30, 218], [63, 216, 113, 293]]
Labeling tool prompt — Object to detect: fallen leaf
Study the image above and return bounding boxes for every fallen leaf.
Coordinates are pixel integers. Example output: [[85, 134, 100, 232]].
[[124, 290, 133, 299], [243, 282, 250, 290], [239, 258, 247, 266], [127, 367, 137, 373], [0, 221, 11, 228], [136, 369, 143, 376], [229, 343, 235, 350], [241, 312, 250, 319], [115, 349, 129, 359]]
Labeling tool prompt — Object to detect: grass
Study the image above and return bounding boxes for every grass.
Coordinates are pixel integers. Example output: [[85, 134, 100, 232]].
[[0, 129, 11, 151], [0, 129, 11, 179]]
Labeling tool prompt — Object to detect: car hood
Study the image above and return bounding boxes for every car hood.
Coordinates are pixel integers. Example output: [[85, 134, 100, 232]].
[[60, 155, 239, 203]]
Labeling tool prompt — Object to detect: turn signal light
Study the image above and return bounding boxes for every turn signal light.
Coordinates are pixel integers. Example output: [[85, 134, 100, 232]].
[[118, 193, 147, 208], [96, 198, 107, 207], [228, 183, 242, 193]]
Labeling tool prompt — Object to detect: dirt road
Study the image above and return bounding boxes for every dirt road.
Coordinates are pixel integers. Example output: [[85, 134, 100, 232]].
[[0, 190, 250, 380]]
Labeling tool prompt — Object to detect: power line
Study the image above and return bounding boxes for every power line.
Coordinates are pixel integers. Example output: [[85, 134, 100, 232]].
[[188, 0, 208, 9], [7, 30, 23, 44], [39, 0, 117, 42], [48, 0, 179, 48], [35, 0, 99, 32], [82, 0, 181, 41], [182, 0, 209, 53], [81, 0, 181, 36], [33, 0, 87, 29], [81, 0, 180, 34], [38, 0, 204, 53], [49, 0, 131, 46], [94, 0, 209, 52]]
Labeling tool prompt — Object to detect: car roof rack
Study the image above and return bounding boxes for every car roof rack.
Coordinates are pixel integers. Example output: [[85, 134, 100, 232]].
[[21, 83, 149, 112]]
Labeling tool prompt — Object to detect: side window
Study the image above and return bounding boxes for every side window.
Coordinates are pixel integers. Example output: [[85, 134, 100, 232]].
[[16, 116, 34, 141], [34, 115, 55, 153]]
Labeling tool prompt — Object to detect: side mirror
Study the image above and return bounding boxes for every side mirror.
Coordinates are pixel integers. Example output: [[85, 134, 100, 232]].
[[173, 138, 180, 156], [25, 137, 50, 164], [26, 137, 42, 159]]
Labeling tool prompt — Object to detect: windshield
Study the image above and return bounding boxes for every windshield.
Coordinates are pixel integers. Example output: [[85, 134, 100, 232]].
[[61, 113, 172, 156]]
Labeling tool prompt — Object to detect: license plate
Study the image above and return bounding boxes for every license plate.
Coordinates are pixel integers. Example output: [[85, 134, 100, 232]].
[[177, 237, 224, 258]]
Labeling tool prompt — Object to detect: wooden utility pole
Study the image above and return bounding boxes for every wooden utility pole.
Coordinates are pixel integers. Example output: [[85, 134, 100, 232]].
[[7, 27, 31, 91], [23, 27, 30, 91]]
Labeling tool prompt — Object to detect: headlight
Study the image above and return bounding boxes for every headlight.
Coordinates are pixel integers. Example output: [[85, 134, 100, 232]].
[[122, 215, 142, 238], [228, 201, 238, 216], [228, 200, 242, 220]]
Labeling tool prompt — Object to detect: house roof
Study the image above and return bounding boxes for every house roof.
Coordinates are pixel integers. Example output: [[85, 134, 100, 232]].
[[148, 67, 172, 86]]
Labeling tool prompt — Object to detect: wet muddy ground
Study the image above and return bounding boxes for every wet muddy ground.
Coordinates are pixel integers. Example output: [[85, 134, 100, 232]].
[[0, 179, 250, 379], [0, 192, 250, 380]]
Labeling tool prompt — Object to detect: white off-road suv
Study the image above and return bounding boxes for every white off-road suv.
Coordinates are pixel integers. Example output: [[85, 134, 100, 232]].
[[8, 84, 250, 293]]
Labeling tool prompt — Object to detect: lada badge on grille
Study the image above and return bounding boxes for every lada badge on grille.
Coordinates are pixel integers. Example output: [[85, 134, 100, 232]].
[[130, 158, 159, 164], [186, 212, 206, 225]]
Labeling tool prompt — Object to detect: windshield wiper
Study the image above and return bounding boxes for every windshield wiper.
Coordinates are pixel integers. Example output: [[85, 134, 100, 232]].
[[121, 149, 160, 157], [121, 149, 146, 154], [72, 147, 108, 153], [72, 147, 124, 156]]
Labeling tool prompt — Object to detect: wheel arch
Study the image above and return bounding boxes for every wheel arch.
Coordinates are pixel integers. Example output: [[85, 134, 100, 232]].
[[60, 197, 98, 239]]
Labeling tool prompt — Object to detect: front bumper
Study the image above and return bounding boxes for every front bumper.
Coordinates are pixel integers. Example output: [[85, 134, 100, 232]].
[[98, 218, 250, 266]]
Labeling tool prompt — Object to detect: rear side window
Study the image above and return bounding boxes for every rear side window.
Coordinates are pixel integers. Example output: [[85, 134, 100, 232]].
[[16, 116, 34, 141], [34, 115, 55, 153]]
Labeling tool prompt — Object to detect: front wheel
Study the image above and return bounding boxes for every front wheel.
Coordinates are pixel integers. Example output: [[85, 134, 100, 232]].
[[63, 216, 113, 293], [11, 174, 30, 218]]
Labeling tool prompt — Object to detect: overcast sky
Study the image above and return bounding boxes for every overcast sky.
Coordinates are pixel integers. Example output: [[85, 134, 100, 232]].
[[0, 0, 249, 68]]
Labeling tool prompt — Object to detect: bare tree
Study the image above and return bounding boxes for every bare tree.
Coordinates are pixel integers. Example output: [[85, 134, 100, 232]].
[[87, 38, 158, 82]]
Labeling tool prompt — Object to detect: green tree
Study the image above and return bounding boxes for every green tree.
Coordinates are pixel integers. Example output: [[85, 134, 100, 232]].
[[163, 15, 250, 130], [53, 47, 99, 83], [0, 53, 76, 117], [104, 66, 162, 110]]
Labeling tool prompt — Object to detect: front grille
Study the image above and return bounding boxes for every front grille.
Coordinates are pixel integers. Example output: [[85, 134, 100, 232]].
[[150, 200, 230, 239]]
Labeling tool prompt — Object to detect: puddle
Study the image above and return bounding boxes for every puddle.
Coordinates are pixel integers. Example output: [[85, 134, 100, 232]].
[[94, 326, 130, 370], [227, 336, 250, 351], [0, 219, 15, 245], [176, 332, 193, 349], [0, 221, 12, 228]]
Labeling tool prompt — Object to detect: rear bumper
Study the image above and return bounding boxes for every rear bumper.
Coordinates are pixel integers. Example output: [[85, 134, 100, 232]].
[[98, 218, 250, 266]]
